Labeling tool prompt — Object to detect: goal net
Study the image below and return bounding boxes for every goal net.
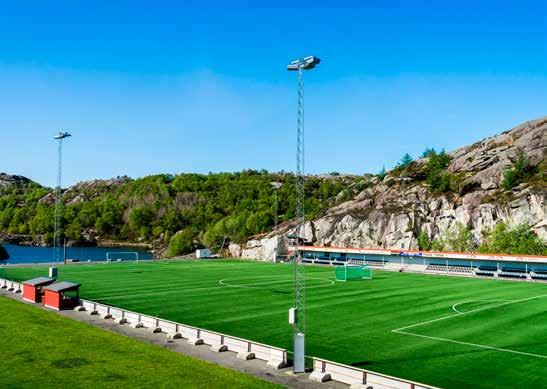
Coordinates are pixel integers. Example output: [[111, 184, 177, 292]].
[[335, 263, 372, 282], [106, 252, 139, 262]]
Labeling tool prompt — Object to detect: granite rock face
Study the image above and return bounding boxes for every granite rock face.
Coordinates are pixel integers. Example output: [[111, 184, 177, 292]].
[[240, 117, 546, 260]]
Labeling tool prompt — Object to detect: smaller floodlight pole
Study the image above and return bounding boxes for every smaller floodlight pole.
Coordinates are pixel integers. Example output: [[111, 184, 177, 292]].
[[287, 55, 320, 374], [53, 131, 71, 267], [271, 182, 282, 230]]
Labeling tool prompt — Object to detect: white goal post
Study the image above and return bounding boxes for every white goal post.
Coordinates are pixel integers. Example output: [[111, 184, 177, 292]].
[[106, 252, 139, 262]]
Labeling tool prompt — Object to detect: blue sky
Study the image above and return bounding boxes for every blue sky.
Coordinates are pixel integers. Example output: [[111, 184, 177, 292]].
[[1, 1, 545, 187]]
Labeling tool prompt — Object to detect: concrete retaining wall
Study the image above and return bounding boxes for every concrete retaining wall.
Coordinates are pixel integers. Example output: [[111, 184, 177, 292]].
[[77, 297, 287, 368], [0, 278, 22, 293], [312, 357, 437, 389]]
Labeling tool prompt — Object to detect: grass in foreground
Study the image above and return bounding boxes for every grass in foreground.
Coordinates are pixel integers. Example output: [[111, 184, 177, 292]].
[[0, 296, 281, 389], [5, 260, 547, 388]]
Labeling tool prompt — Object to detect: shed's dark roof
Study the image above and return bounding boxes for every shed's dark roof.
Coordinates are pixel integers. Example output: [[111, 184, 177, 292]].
[[44, 281, 80, 293], [23, 277, 55, 286]]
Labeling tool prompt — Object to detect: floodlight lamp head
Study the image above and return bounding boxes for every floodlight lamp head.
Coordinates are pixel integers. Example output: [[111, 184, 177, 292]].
[[54, 131, 72, 140], [287, 56, 321, 71]]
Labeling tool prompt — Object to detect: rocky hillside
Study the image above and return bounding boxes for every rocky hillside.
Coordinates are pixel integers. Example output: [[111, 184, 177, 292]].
[[233, 117, 546, 260]]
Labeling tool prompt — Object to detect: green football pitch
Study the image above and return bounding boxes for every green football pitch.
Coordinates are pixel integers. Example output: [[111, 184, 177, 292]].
[[5, 260, 547, 388]]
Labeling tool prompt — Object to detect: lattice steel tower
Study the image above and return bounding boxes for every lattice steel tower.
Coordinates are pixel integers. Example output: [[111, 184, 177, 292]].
[[287, 55, 320, 373], [53, 131, 71, 264]]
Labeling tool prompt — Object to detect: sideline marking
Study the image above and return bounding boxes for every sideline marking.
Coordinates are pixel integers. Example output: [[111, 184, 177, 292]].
[[392, 294, 547, 359]]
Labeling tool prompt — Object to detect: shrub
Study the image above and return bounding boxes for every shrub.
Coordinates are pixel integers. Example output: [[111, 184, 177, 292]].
[[502, 151, 537, 190], [479, 222, 546, 255]]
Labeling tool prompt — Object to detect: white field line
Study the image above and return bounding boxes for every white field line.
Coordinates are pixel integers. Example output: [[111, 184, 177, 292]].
[[219, 275, 335, 290], [394, 331, 546, 359], [392, 294, 547, 359], [451, 299, 512, 314], [85, 274, 334, 301], [393, 294, 547, 332]]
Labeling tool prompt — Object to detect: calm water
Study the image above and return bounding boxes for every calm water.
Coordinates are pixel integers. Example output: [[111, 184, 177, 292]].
[[1, 243, 153, 265]]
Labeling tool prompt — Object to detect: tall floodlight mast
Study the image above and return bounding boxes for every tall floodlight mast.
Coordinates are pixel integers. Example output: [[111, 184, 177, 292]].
[[287, 55, 320, 373], [53, 131, 71, 266]]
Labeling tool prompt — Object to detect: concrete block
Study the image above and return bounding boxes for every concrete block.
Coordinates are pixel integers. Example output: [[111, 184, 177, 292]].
[[73, 306, 86, 312], [89, 310, 99, 315], [131, 322, 144, 329], [210, 344, 228, 352], [237, 352, 255, 360], [187, 338, 204, 346], [309, 370, 331, 383], [169, 332, 183, 339], [118, 318, 128, 324], [103, 314, 113, 319], [150, 327, 162, 333], [7, 287, 14, 292], [267, 360, 287, 370]]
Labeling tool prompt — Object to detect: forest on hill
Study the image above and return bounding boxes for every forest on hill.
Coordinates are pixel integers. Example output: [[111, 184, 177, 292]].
[[0, 171, 363, 254]]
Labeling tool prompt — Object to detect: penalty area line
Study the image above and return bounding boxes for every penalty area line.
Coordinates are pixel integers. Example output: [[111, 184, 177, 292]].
[[392, 294, 547, 332], [392, 330, 547, 359], [391, 294, 547, 359]]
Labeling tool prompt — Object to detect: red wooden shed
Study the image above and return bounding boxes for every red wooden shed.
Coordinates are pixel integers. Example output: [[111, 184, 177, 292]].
[[43, 281, 81, 310], [22, 277, 55, 303]]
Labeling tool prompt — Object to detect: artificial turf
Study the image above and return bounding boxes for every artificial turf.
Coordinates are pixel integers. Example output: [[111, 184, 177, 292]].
[[4, 260, 547, 388], [0, 295, 281, 389]]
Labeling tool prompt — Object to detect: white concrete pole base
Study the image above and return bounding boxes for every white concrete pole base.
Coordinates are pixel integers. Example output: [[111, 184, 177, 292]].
[[169, 332, 183, 339], [267, 360, 287, 370], [89, 310, 99, 315], [118, 318, 128, 324], [210, 344, 228, 352], [187, 338, 204, 346], [309, 370, 331, 383], [349, 384, 374, 389], [73, 306, 86, 312], [103, 314, 112, 319], [131, 322, 144, 329], [236, 352, 255, 360], [150, 327, 162, 333]]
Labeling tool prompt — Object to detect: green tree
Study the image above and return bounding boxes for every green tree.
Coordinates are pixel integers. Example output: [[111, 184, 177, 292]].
[[425, 149, 452, 192], [445, 223, 474, 252], [397, 153, 414, 169], [377, 165, 387, 180], [417, 230, 432, 251], [430, 223, 474, 252], [421, 147, 436, 158], [29, 205, 54, 235], [167, 229, 194, 256]]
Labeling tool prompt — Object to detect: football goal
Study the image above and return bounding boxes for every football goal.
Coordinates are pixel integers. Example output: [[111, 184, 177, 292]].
[[335, 263, 372, 282], [106, 252, 139, 262]]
